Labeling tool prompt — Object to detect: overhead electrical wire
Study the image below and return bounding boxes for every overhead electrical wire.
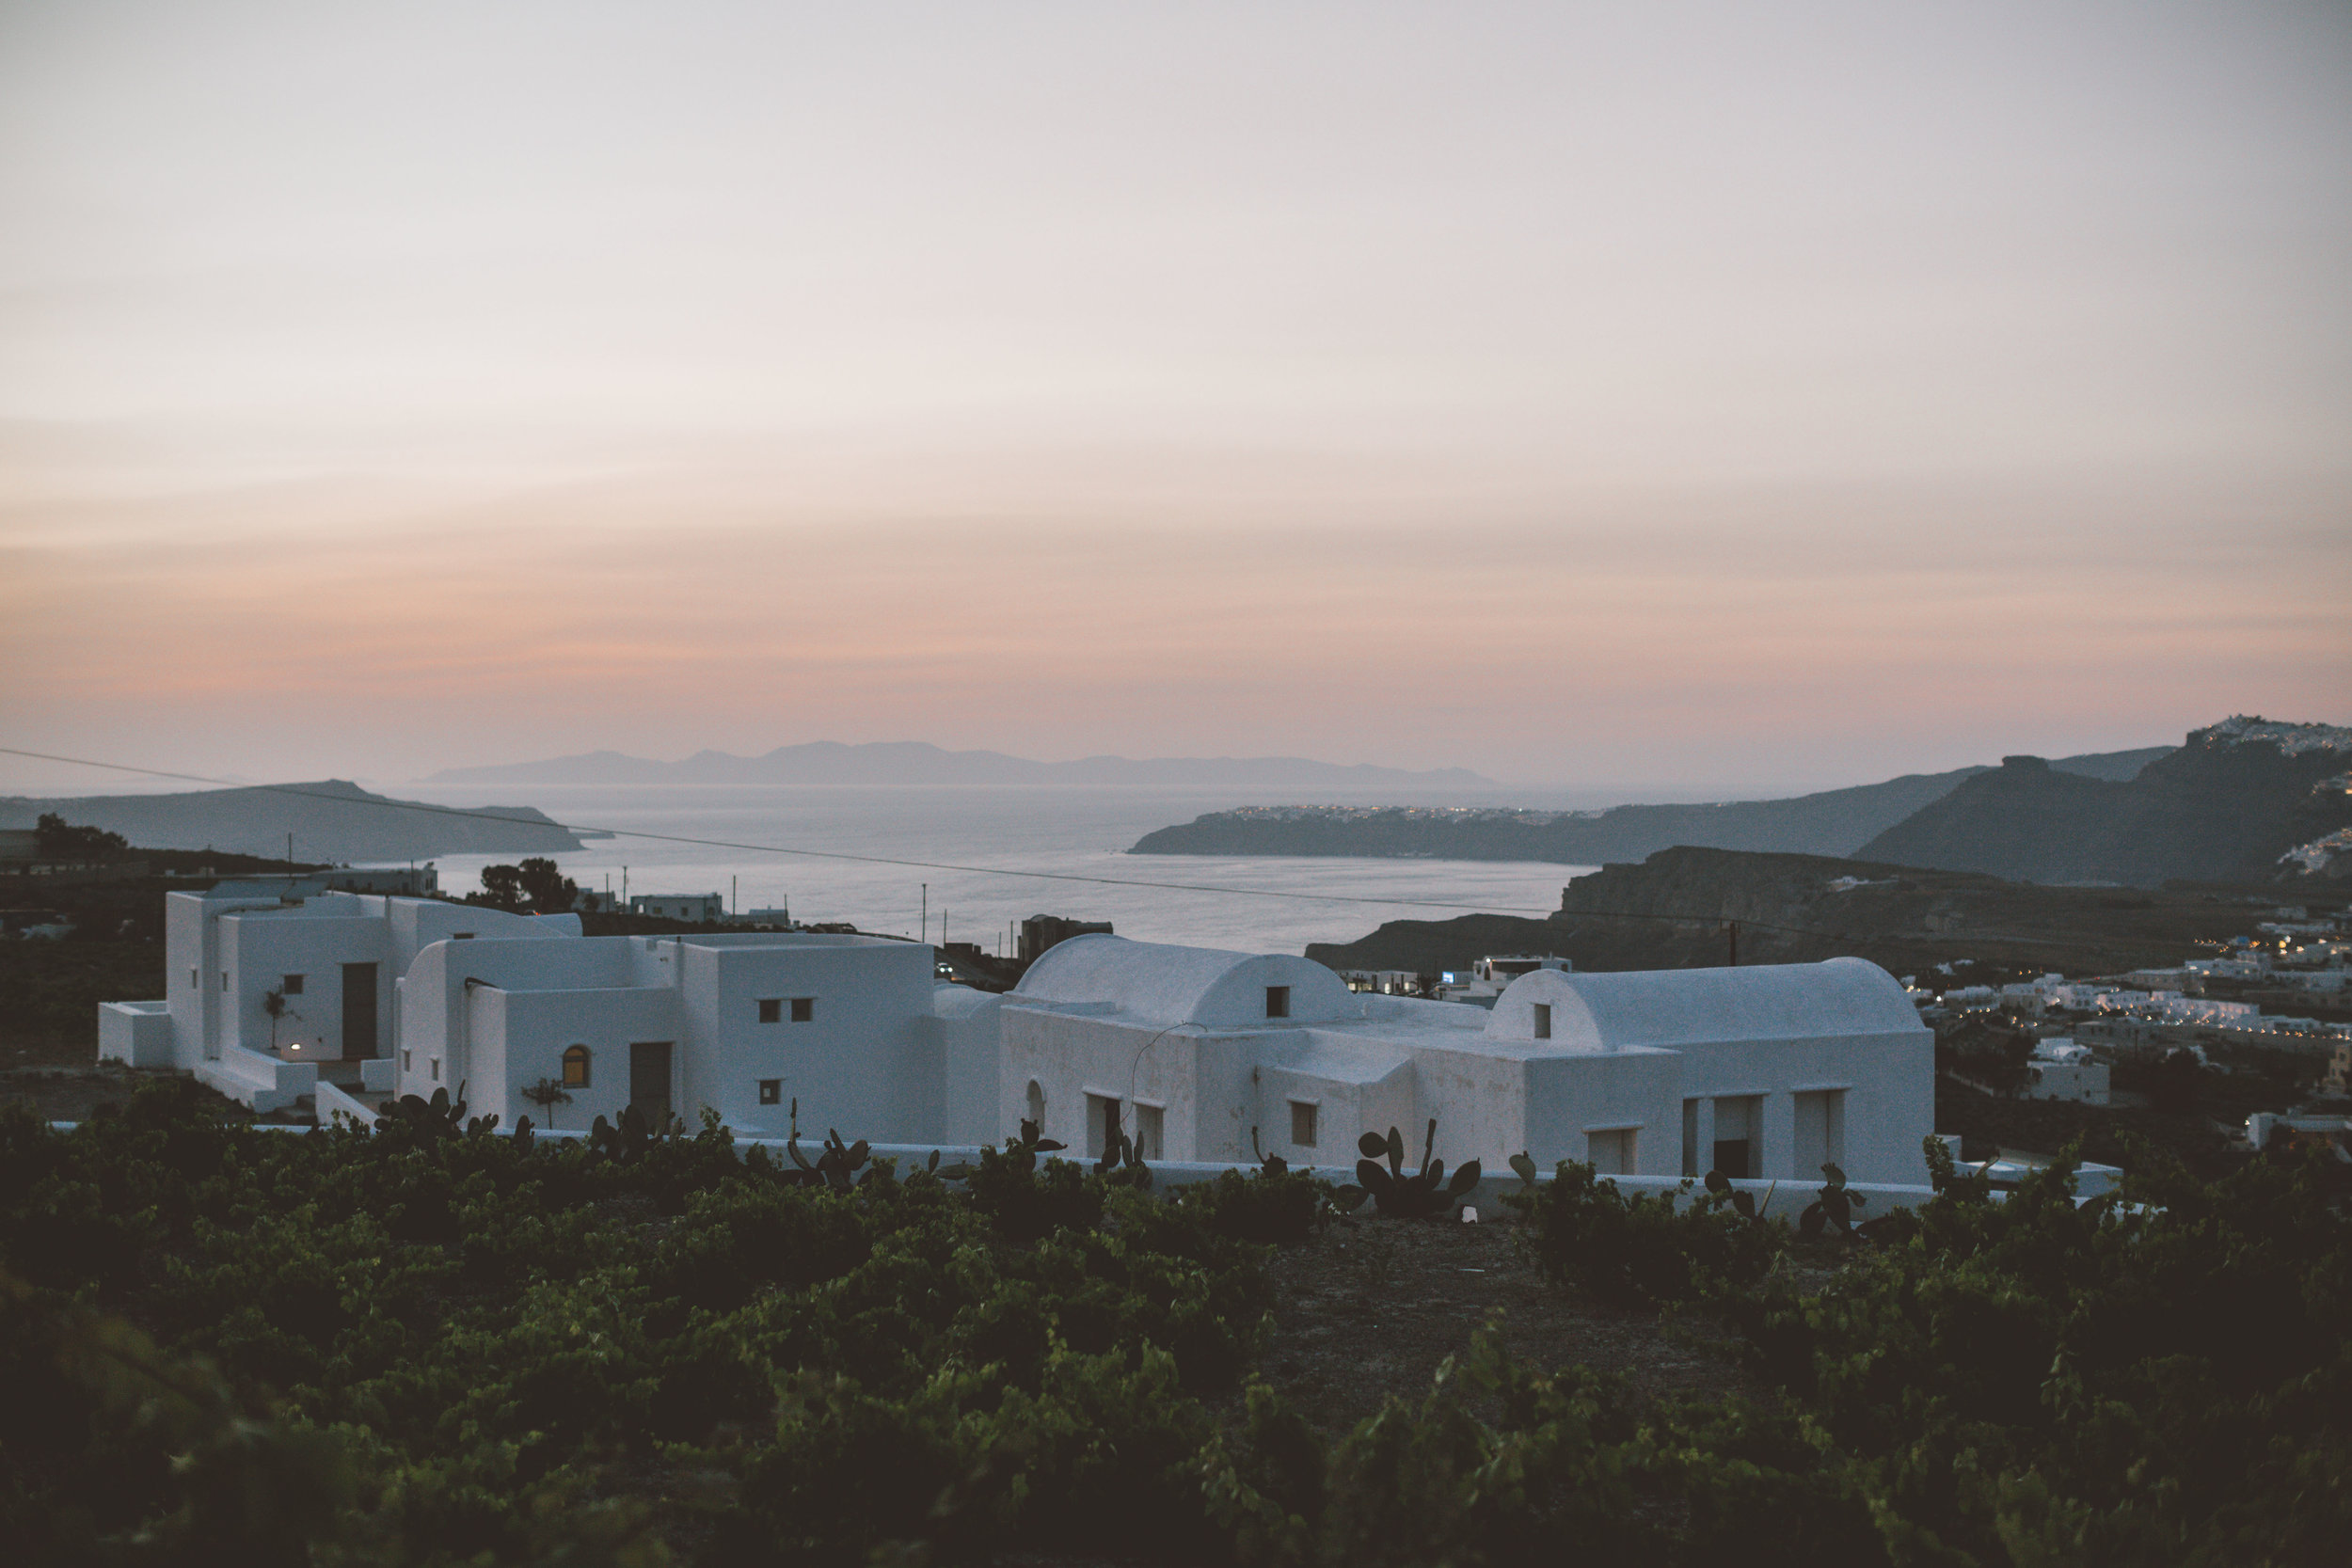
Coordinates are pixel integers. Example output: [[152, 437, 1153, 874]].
[[0, 743, 1872, 942]]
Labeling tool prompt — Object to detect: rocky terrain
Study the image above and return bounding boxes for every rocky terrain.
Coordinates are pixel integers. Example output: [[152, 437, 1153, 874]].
[[1130, 746, 2169, 863], [0, 779, 583, 863], [1304, 845, 2261, 977], [1858, 717, 2352, 885]]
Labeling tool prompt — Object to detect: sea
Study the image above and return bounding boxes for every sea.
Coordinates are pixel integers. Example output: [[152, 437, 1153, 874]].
[[397, 785, 1590, 958]]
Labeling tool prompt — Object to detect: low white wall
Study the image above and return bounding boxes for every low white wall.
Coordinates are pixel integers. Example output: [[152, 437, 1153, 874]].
[[314, 1080, 379, 1127], [193, 1042, 317, 1114], [98, 1001, 174, 1069]]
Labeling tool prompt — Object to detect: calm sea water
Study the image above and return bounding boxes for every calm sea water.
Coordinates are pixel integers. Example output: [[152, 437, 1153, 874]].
[[400, 785, 1587, 957]]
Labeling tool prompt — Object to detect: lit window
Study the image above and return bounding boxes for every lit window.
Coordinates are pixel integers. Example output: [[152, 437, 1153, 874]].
[[758, 1079, 782, 1104], [562, 1045, 592, 1088], [1290, 1101, 1318, 1147], [1533, 1003, 1551, 1040], [282, 974, 305, 995], [790, 997, 813, 1022], [758, 998, 782, 1023], [1265, 985, 1291, 1019]]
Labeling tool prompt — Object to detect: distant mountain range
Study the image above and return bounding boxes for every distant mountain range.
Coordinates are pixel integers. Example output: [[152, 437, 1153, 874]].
[[426, 742, 1497, 792], [0, 780, 583, 863], [1856, 718, 2352, 885], [1129, 747, 2174, 864]]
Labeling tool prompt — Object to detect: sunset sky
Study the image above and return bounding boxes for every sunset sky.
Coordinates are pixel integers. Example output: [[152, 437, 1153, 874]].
[[3, 1, 2346, 797]]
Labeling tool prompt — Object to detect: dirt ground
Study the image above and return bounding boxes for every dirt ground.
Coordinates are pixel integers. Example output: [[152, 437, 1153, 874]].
[[0, 1063, 179, 1122], [1251, 1209, 1755, 1432]]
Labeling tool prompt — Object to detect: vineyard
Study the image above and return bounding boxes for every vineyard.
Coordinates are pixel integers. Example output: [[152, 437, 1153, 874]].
[[3, 1081, 2347, 1565]]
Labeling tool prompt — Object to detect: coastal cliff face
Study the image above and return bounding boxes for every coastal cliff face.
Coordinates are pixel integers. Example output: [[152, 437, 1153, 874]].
[[0, 780, 584, 863], [1128, 748, 2174, 866], [1303, 846, 2250, 978], [1856, 719, 2352, 886], [1130, 769, 1989, 863]]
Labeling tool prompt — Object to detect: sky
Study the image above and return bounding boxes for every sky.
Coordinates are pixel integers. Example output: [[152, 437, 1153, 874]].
[[2, 1, 2347, 799]]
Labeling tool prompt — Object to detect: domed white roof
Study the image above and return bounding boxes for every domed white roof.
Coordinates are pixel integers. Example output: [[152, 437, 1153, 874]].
[[1487, 957, 1921, 1050], [1012, 934, 1359, 1026]]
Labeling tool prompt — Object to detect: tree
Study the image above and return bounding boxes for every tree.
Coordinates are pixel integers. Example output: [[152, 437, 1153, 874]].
[[261, 988, 294, 1053], [2143, 1047, 2212, 1115], [476, 858, 578, 913], [519, 1077, 574, 1128], [34, 812, 128, 865], [515, 857, 579, 913]]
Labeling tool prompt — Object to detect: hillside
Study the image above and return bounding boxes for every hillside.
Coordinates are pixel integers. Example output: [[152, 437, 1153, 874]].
[[427, 741, 1495, 792], [1132, 747, 2169, 863], [0, 780, 582, 863], [1857, 717, 2352, 885], [1303, 845, 2255, 977]]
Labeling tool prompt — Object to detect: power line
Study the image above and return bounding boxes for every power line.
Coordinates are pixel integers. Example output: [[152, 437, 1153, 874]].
[[2, 744, 1889, 946], [1, 745, 1559, 913]]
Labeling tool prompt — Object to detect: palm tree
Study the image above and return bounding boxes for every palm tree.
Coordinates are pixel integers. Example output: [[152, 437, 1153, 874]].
[[520, 1077, 574, 1129], [262, 988, 293, 1053]]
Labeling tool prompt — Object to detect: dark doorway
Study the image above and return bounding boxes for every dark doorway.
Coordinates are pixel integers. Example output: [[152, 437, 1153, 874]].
[[1711, 1138, 1754, 1179], [342, 962, 378, 1058], [629, 1042, 674, 1122]]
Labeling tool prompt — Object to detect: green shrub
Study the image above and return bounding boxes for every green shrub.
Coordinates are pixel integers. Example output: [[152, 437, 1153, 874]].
[[1510, 1159, 1784, 1309]]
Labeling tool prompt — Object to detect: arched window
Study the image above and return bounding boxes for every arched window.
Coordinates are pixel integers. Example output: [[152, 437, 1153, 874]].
[[1025, 1079, 1046, 1133], [562, 1045, 592, 1088]]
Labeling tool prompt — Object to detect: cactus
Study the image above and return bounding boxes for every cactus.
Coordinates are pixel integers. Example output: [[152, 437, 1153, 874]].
[[587, 1101, 684, 1163], [1250, 1126, 1290, 1178], [1346, 1118, 1482, 1219], [1092, 1123, 1152, 1188], [1799, 1162, 1868, 1240], [1702, 1168, 1758, 1220], [374, 1082, 469, 1141], [1508, 1151, 1539, 1189]]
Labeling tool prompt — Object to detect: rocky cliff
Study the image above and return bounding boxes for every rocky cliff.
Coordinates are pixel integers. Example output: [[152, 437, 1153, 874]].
[[1856, 718, 2352, 886], [1132, 747, 2171, 863], [0, 780, 583, 863]]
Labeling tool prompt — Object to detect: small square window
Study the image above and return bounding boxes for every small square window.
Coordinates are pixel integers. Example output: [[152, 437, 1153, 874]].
[[403, 1049, 412, 1072], [1533, 1002, 1551, 1040], [189, 967, 199, 987], [1290, 1101, 1318, 1147], [221, 972, 230, 990], [790, 997, 814, 1022], [282, 974, 305, 995], [453, 932, 474, 941], [429, 1056, 440, 1082], [1265, 985, 1291, 1019], [758, 998, 782, 1023], [758, 1079, 782, 1104]]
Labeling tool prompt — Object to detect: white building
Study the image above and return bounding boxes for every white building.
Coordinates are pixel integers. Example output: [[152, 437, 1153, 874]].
[[629, 892, 725, 923], [2023, 1038, 2110, 1105], [100, 885, 993, 1137], [99, 886, 581, 1111], [103, 894, 1935, 1182], [996, 936, 1932, 1184]]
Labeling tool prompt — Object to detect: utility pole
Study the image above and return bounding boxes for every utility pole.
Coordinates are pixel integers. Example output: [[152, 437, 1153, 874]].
[[1724, 919, 1739, 966], [920, 883, 928, 944]]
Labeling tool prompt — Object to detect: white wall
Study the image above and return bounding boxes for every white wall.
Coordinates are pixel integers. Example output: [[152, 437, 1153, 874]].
[[470, 985, 685, 1129], [1522, 1048, 1684, 1174], [676, 937, 938, 1142]]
